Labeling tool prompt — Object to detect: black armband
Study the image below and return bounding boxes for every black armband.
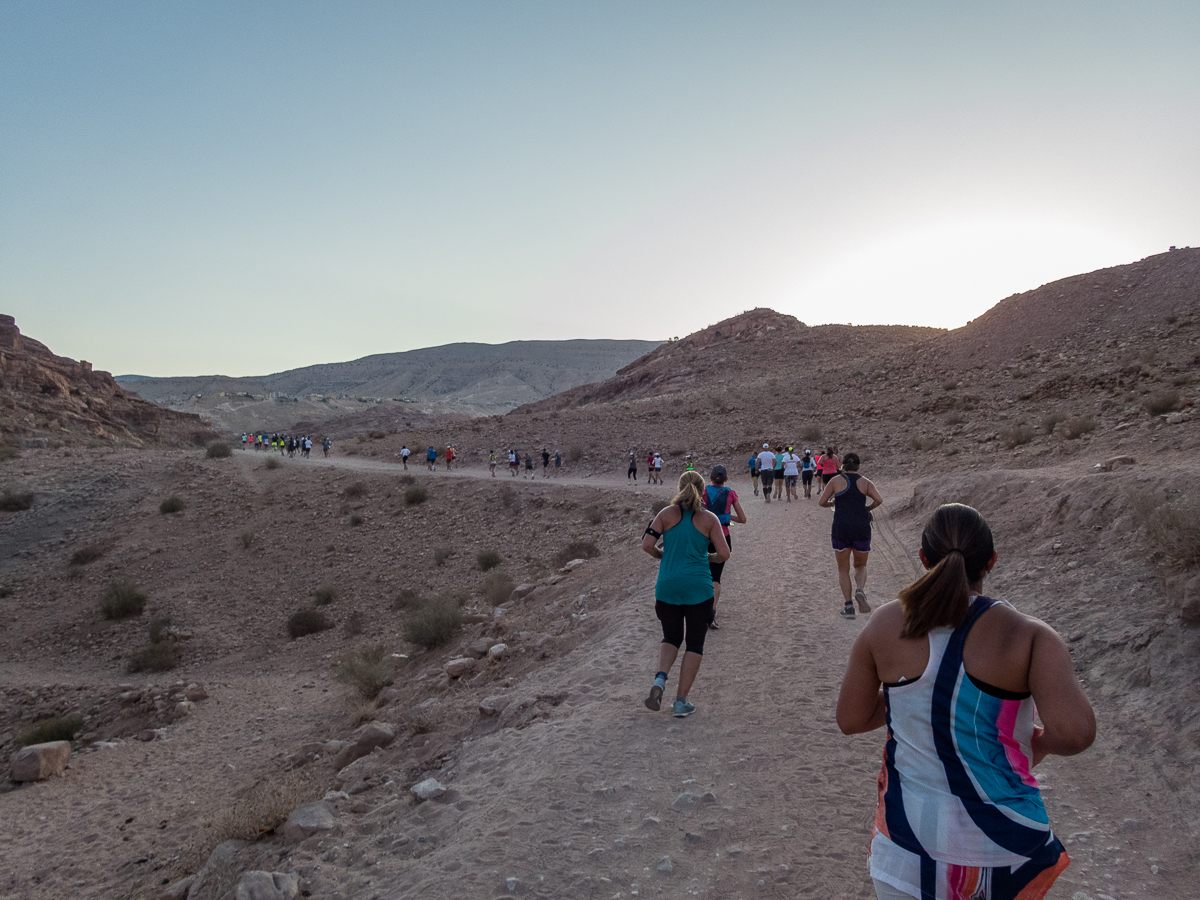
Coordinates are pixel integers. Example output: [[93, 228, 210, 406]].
[[644, 525, 662, 539]]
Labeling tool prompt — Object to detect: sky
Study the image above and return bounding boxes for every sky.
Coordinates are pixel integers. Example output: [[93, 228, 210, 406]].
[[2, 2, 1198, 377]]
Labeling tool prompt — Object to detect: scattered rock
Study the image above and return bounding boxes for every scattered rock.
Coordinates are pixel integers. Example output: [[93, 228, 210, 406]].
[[376, 686, 401, 706], [333, 722, 395, 768], [184, 685, 208, 702], [11, 741, 70, 782], [641, 815, 661, 828], [464, 638, 492, 659], [505, 876, 520, 893], [1165, 412, 1185, 424], [323, 790, 349, 801], [478, 695, 511, 717], [187, 840, 246, 899], [508, 583, 537, 602], [559, 558, 587, 573], [235, 871, 299, 900], [175, 700, 195, 716], [685, 831, 702, 843], [411, 777, 446, 801], [159, 874, 195, 900], [1095, 455, 1136, 472], [671, 792, 695, 811], [700, 790, 718, 803], [282, 802, 334, 845], [462, 613, 491, 625], [657, 855, 674, 874], [444, 657, 476, 678], [487, 643, 508, 661]]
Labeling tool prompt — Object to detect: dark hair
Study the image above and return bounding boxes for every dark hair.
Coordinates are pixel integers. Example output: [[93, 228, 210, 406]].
[[842, 453, 860, 471], [898, 503, 995, 639]]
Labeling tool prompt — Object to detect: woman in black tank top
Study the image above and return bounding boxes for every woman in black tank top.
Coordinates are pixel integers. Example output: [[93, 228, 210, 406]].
[[818, 453, 883, 619]]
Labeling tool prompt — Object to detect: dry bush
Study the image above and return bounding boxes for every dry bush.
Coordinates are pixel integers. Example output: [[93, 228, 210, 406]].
[[342, 610, 365, 637], [583, 505, 605, 525], [212, 771, 321, 843], [907, 435, 940, 452], [312, 585, 339, 606], [1041, 411, 1067, 435], [205, 442, 232, 459], [397, 474, 416, 485], [70, 544, 106, 566], [367, 430, 386, 440], [483, 571, 515, 605], [406, 704, 443, 734], [159, 496, 185, 514], [264, 457, 282, 470], [403, 595, 462, 648], [434, 547, 453, 566], [335, 644, 391, 699], [1131, 489, 1200, 570], [127, 641, 179, 673], [0, 445, 19, 461], [567, 446, 584, 463], [1000, 424, 1034, 449], [1144, 390, 1181, 415], [553, 540, 600, 569], [800, 424, 822, 442], [349, 514, 364, 527], [1061, 416, 1097, 439], [0, 491, 34, 511], [19, 715, 83, 747], [240, 530, 254, 550], [477, 549, 502, 571], [405, 486, 429, 505], [499, 488, 519, 511], [99, 579, 147, 619], [348, 697, 381, 726], [392, 588, 421, 610], [288, 608, 332, 638], [148, 614, 172, 644], [343, 481, 368, 499]]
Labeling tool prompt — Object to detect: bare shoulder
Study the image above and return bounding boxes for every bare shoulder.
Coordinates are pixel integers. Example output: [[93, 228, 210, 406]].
[[861, 598, 905, 640], [653, 505, 682, 529]]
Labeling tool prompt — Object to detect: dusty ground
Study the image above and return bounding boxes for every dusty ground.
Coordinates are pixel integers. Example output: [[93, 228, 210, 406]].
[[1, 443, 1197, 899]]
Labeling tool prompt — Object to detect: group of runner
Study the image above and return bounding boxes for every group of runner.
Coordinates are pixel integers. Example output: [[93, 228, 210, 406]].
[[242, 432, 331, 458], [498, 448, 562, 478], [747, 445, 843, 502], [627, 451, 668, 483], [641, 447, 1096, 900]]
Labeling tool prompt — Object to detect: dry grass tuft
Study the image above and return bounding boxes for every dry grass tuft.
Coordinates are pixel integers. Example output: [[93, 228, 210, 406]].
[[406, 704, 443, 734], [205, 442, 233, 459], [1061, 416, 1097, 439], [553, 540, 600, 569], [392, 588, 421, 610], [19, 715, 84, 747], [264, 457, 282, 470], [405, 486, 429, 505], [127, 640, 180, 673], [288, 608, 332, 638], [583, 505, 605, 525], [159, 496, 185, 514], [99, 579, 147, 619], [908, 435, 940, 452], [343, 481, 368, 499], [403, 595, 462, 648], [335, 644, 391, 699], [211, 770, 321, 843], [0, 491, 34, 511], [1132, 488, 1200, 570], [477, 549, 502, 571], [312, 585, 339, 606], [1000, 424, 1034, 449], [1144, 390, 1181, 415], [70, 544, 106, 566], [1041, 411, 1067, 435], [482, 571, 515, 604], [434, 547, 453, 566]]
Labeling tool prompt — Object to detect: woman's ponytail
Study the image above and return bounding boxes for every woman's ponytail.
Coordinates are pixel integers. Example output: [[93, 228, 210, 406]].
[[898, 504, 994, 639], [672, 470, 706, 512]]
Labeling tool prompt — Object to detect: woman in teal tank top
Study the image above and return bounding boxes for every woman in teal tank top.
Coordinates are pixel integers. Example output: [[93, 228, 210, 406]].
[[641, 471, 729, 718]]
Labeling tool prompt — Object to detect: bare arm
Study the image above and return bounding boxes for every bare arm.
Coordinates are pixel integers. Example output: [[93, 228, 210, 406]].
[[701, 511, 730, 561], [818, 476, 842, 508], [1027, 623, 1096, 765], [730, 498, 747, 525], [862, 478, 883, 512], [641, 507, 679, 560], [837, 626, 887, 734]]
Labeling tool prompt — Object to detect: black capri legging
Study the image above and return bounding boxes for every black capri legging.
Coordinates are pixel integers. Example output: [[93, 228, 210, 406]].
[[655, 598, 714, 656], [707, 532, 730, 584]]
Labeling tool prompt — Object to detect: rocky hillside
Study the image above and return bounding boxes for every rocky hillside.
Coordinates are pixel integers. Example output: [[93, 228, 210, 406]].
[[0, 316, 210, 450], [119, 339, 662, 432]]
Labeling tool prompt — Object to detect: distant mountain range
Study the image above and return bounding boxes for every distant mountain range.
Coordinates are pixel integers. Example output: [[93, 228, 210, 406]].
[[116, 339, 661, 432]]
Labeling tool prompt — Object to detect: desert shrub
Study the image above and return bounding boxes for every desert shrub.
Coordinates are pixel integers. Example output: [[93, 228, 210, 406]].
[[312, 585, 339, 606], [392, 588, 421, 610], [907, 435, 940, 452], [1061, 417, 1097, 439], [0, 445, 19, 461], [567, 446, 584, 463], [406, 703, 443, 734], [19, 715, 84, 747], [264, 457, 282, 470], [342, 610, 365, 637], [1144, 390, 1181, 415], [583, 505, 604, 525], [651, 499, 670, 514], [240, 530, 254, 550], [205, 442, 233, 459], [405, 486, 428, 505], [499, 487, 519, 511], [477, 549, 502, 571], [367, 430, 386, 440], [0, 491, 34, 512], [1131, 489, 1200, 570], [159, 496, 185, 514], [800, 424, 822, 442], [147, 614, 172, 644], [127, 641, 179, 673], [0, 585, 12, 598], [403, 594, 463, 648], [70, 544, 106, 566], [288, 608, 332, 638], [483, 571, 515, 605], [398, 474, 416, 485], [349, 514, 364, 527], [335, 644, 390, 698], [99, 579, 147, 619], [1041, 411, 1067, 435], [343, 481, 368, 499], [434, 547, 453, 566], [1000, 424, 1034, 449], [944, 412, 966, 426], [212, 770, 319, 843], [553, 540, 601, 569]]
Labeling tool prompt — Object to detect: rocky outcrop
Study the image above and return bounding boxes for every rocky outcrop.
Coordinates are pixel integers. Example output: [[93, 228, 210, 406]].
[[11, 740, 70, 782], [0, 315, 211, 448]]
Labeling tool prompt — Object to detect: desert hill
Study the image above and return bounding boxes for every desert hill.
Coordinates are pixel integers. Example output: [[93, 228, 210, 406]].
[[118, 339, 661, 433], [0, 316, 210, 450]]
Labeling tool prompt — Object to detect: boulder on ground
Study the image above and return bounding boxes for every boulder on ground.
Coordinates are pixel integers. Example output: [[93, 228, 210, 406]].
[[559, 559, 587, 573], [158, 874, 195, 900], [411, 777, 446, 801], [332, 722, 395, 768], [444, 657, 476, 678], [187, 840, 246, 899], [235, 870, 300, 900], [282, 801, 334, 845], [184, 684, 208, 702], [11, 741, 70, 782], [478, 695, 511, 717], [464, 638, 492, 659], [508, 583, 537, 602], [487, 643, 508, 661]]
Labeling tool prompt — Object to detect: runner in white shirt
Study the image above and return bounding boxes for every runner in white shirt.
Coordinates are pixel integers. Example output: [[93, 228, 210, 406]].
[[781, 446, 802, 502], [756, 444, 777, 504], [400, 445, 410, 470]]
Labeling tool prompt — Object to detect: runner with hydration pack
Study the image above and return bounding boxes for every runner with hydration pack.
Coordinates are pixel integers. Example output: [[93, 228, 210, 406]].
[[747, 452, 760, 496], [701, 465, 746, 630]]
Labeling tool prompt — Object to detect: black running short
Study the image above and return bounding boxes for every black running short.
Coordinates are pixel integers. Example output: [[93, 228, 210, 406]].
[[759, 471, 774, 488], [802, 470, 814, 484], [655, 598, 714, 655]]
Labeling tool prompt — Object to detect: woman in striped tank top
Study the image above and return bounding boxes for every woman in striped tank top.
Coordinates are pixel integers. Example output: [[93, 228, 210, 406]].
[[837, 503, 1095, 900]]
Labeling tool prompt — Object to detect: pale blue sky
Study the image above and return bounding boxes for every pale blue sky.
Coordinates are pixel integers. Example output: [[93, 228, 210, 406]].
[[2, 2, 1198, 376]]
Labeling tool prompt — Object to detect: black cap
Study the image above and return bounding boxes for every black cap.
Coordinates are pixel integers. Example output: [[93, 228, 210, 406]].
[[710, 464, 727, 481]]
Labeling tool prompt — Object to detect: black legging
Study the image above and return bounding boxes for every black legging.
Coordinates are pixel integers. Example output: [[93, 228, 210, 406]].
[[655, 598, 714, 655]]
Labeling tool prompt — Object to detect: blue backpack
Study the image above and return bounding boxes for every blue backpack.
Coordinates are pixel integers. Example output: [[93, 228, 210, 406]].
[[704, 485, 732, 525]]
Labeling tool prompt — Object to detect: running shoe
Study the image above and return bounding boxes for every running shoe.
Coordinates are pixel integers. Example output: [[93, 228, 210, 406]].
[[672, 699, 695, 718], [645, 684, 663, 712], [855, 588, 871, 614], [840, 603, 856, 619], [708, 619, 719, 630]]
